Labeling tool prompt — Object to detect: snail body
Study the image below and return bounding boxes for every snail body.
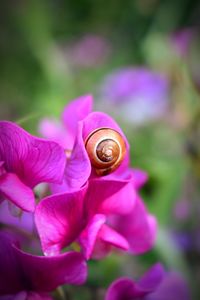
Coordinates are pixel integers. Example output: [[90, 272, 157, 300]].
[[85, 128, 126, 175]]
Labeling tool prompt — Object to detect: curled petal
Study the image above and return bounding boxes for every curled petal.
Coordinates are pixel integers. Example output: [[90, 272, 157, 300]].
[[0, 232, 87, 296], [79, 217, 129, 260], [105, 263, 190, 300], [82, 112, 128, 141], [138, 263, 166, 291], [63, 122, 91, 191], [105, 263, 166, 300], [35, 185, 87, 255], [105, 277, 139, 300], [98, 224, 129, 252], [87, 224, 130, 260], [52, 122, 91, 194], [0, 121, 66, 188], [79, 214, 106, 259], [15, 247, 87, 290]]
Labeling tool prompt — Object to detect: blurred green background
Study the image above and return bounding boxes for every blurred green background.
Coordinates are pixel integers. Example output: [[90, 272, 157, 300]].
[[1, 0, 200, 299]]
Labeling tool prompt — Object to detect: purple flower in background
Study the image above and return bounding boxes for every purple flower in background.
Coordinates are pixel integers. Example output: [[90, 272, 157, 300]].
[[171, 231, 193, 252], [171, 27, 200, 92], [67, 34, 111, 68], [0, 121, 66, 212], [173, 199, 191, 221], [171, 28, 194, 57], [105, 263, 191, 300], [172, 197, 200, 253], [99, 67, 169, 124], [36, 95, 157, 259], [0, 231, 87, 300]]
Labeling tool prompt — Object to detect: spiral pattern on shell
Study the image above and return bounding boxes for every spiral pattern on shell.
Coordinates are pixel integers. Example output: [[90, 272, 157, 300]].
[[85, 128, 126, 175]]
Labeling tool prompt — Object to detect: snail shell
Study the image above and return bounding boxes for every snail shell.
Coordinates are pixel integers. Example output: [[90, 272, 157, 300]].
[[85, 128, 126, 175]]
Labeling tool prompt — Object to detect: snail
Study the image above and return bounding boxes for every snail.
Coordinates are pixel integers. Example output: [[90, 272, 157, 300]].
[[85, 128, 126, 175]]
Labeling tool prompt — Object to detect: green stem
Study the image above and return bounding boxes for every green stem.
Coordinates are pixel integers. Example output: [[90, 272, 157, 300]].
[[55, 287, 69, 300]]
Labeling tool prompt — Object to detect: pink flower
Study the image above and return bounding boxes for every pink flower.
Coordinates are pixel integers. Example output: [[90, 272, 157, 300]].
[[39, 94, 130, 193], [0, 231, 87, 300], [105, 263, 191, 300], [0, 122, 66, 212], [35, 95, 157, 259], [67, 34, 111, 68]]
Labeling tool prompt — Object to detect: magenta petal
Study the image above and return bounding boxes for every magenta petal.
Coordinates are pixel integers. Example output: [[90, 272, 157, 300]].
[[62, 94, 93, 137], [91, 224, 130, 260], [55, 122, 91, 192], [0, 173, 35, 212], [79, 214, 106, 259], [35, 185, 87, 255], [105, 264, 165, 300], [110, 197, 157, 254], [99, 224, 129, 251], [105, 277, 138, 300], [82, 112, 128, 141], [86, 177, 136, 216], [0, 161, 5, 175], [105, 264, 190, 300], [127, 202, 157, 254], [132, 168, 148, 189], [138, 263, 166, 291], [0, 232, 87, 296], [15, 247, 87, 290], [0, 121, 66, 188], [0, 232, 22, 295]]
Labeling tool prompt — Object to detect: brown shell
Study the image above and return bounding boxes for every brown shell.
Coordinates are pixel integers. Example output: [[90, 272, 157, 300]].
[[85, 128, 126, 175]]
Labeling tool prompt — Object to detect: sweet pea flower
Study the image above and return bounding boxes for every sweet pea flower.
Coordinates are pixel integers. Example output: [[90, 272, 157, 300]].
[[0, 121, 66, 212], [39, 94, 130, 193], [35, 174, 156, 259], [67, 34, 111, 68], [36, 95, 157, 259], [99, 67, 169, 124], [0, 231, 87, 300], [39, 95, 146, 192], [105, 263, 191, 300]]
